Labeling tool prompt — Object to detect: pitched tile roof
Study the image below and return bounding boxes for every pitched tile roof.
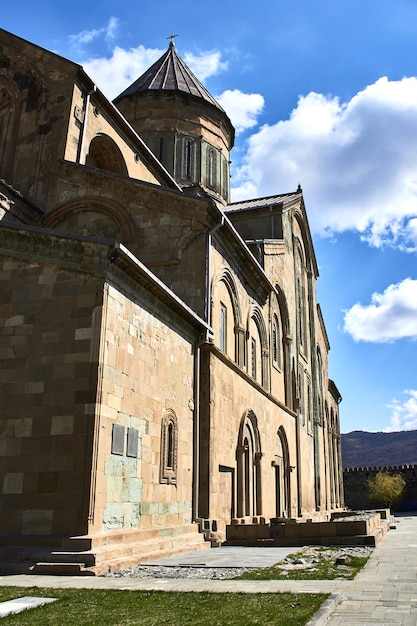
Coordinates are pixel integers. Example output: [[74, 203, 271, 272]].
[[226, 189, 302, 213]]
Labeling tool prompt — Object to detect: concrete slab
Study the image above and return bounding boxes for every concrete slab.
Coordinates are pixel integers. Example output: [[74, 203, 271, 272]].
[[145, 545, 301, 568], [0, 596, 57, 617]]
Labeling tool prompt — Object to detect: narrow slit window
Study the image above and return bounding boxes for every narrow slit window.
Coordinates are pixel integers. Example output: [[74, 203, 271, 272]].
[[219, 302, 227, 353]]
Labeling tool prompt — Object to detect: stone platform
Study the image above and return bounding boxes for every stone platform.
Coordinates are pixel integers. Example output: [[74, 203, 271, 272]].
[[225, 509, 393, 547]]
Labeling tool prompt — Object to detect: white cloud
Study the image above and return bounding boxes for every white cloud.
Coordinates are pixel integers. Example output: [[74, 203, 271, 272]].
[[343, 277, 417, 342], [385, 389, 417, 431], [184, 50, 228, 81], [83, 45, 163, 100], [81, 45, 228, 102], [216, 90, 264, 134], [69, 17, 120, 50], [232, 77, 417, 251]]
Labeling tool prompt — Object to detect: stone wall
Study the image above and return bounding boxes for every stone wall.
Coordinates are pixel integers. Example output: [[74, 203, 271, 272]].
[[344, 465, 417, 511], [0, 232, 102, 535]]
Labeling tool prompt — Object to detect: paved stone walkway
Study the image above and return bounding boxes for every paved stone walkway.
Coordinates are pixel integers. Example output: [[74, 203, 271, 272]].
[[0, 513, 416, 624]]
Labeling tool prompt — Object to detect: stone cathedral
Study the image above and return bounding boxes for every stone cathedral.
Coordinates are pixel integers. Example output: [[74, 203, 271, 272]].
[[0, 28, 343, 573]]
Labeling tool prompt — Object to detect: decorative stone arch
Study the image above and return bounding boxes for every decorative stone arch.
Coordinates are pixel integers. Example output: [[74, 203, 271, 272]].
[[274, 426, 291, 518], [274, 284, 292, 407], [323, 400, 330, 510], [236, 410, 262, 519], [211, 267, 243, 364], [292, 210, 314, 274], [0, 76, 21, 181], [160, 409, 178, 485], [294, 237, 309, 354], [86, 134, 128, 176], [246, 304, 269, 389], [41, 196, 136, 244]]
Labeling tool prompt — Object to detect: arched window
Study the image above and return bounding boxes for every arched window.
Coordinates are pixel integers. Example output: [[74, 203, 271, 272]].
[[160, 410, 178, 484], [295, 244, 308, 354], [207, 147, 216, 189], [306, 378, 312, 432], [212, 269, 243, 365], [222, 156, 229, 202], [251, 337, 257, 380], [297, 365, 305, 425], [272, 313, 282, 369], [183, 138, 194, 179], [247, 307, 269, 389], [219, 301, 227, 353]]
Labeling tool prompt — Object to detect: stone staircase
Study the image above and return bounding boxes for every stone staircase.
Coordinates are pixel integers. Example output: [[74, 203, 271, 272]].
[[0, 523, 210, 576]]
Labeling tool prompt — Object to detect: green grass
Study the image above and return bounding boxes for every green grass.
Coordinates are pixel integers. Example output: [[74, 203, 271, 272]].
[[0, 587, 327, 626], [234, 549, 370, 581]]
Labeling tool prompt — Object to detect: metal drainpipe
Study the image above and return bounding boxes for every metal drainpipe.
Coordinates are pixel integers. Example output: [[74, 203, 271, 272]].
[[205, 213, 224, 334], [76, 86, 96, 164], [192, 337, 202, 524]]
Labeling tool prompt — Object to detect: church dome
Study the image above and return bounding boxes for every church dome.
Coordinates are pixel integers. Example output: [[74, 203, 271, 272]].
[[115, 41, 227, 116], [114, 40, 234, 206]]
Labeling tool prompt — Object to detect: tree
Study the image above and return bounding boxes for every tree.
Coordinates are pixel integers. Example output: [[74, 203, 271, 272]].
[[367, 471, 406, 508]]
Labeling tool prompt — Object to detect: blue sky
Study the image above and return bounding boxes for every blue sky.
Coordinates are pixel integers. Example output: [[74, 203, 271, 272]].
[[3, 0, 417, 433]]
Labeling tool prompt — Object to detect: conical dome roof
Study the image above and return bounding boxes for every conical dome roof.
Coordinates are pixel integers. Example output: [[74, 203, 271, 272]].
[[114, 42, 226, 115]]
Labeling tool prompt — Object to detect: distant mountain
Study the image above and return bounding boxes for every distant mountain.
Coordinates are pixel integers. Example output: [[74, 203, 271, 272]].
[[341, 430, 417, 469]]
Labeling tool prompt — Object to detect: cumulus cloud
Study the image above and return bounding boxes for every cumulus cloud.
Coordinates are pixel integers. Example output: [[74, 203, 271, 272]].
[[69, 16, 119, 51], [83, 45, 163, 100], [216, 90, 264, 134], [82, 44, 229, 102], [343, 277, 417, 342], [385, 390, 417, 431], [184, 50, 228, 81], [232, 77, 417, 251]]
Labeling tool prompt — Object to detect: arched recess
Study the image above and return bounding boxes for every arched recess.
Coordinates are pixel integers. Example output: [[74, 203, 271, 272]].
[[274, 285, 292, 407], [86, 134, 128, 176], [294, 239, 309, 354], [274, 426, 291, 518], [236, 410, 262, 519], [211, 267, 243, 364], [323, 401, 330, 510], [0, 77, 20, 182], [247, 305, 269, 389], [41, 197, 136, 244], [292, 209, 314, 275]]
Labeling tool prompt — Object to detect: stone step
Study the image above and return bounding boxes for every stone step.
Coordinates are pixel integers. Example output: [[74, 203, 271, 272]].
[[91, 539, 210, 575], [0, 534, 67, 548], [0, 523, 209, 576], [31, 562, 95, 576], [0, 546, 96, 566]]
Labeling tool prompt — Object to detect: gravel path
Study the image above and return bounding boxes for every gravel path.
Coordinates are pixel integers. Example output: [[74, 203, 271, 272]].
[[104, 546, 373, 580]]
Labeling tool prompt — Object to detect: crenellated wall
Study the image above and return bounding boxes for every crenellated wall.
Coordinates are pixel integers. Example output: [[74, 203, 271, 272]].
[[344, 465, 417, 511]]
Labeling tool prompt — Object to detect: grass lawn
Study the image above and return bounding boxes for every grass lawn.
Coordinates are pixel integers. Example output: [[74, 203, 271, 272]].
[[0, 586, 327, 626], [234, 548, 370, 581]]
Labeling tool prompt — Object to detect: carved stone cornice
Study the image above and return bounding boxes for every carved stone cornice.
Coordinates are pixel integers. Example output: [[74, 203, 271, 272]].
[[0, 223, 112, 273], [0, 223, 210, 338]]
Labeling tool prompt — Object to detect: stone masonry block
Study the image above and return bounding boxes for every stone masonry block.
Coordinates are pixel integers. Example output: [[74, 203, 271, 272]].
[[22, 509, 53, 535], [50, 415, 74, 435], [3, 472, 24, 494]]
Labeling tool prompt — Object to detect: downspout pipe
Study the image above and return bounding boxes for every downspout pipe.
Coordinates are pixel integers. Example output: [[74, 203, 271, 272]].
[[193, 212, 224, 525], [76, 85, 96, 164], [205, 212, 224, 335]]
